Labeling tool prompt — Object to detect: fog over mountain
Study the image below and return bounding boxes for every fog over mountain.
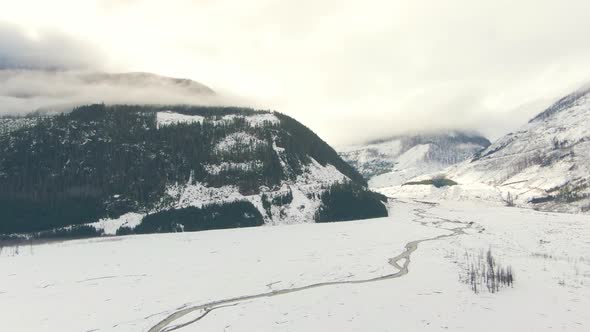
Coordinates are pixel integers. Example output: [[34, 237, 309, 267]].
[[0, 22, 253, 116], [0, 70, 235, 115]]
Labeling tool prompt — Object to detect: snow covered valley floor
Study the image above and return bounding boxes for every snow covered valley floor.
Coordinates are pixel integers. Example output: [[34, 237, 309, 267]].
[[1, 200, 589, 332]]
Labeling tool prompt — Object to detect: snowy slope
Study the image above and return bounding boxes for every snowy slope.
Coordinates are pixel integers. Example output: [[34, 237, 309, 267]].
[[382, 87, 590, 214], [2, 199, 589, 332], [155, 111, 205, 128], [161, 157, 349, 227], [339, 132, 490, 188], [439, 87, 590, 213]]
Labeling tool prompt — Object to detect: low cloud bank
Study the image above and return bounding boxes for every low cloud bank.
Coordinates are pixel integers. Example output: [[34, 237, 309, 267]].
[[0, 70, 252, 115]]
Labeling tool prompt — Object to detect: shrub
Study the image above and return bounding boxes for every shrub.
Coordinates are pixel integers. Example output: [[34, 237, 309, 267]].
[[461, 248, 514, 294], [504, 192, 515, 207]]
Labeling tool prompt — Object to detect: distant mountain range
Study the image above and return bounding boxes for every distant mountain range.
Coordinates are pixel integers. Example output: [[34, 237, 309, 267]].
[[0, 105, 386, 239], [339, 132, 490, 188]]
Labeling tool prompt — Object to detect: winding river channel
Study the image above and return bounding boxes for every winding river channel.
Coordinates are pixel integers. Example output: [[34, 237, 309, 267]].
[[148, 201, 477, 332]]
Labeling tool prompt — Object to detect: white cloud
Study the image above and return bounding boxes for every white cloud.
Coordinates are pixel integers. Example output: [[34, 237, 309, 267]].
[[0, 22, 103, 70], [0, 70, 251, 115], [1, 0, 590, 144]]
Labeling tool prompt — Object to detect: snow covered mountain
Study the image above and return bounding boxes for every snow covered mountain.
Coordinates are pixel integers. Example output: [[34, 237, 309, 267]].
[[339, 132, 490, 188], [0, 105, 386, 238], [385, 86, 590, 214], [442, 86, 590, 213]]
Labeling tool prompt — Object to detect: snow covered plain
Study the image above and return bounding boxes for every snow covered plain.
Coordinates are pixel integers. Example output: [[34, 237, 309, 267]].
[[1, 200, 589, 331]]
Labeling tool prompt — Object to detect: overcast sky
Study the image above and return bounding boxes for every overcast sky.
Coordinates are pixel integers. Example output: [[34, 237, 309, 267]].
[[1, 0, 590, 145]]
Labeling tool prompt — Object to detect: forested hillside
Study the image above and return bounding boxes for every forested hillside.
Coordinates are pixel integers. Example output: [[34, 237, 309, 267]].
[[0, 105, 385, 237]]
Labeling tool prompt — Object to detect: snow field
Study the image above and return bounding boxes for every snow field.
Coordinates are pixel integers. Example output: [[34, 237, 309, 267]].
[[2, 200, 589, 331]]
